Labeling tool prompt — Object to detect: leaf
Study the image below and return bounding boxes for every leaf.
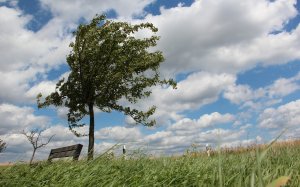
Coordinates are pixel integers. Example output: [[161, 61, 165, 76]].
[[266, 176, 290, 187], [258, 129, 287, 163]]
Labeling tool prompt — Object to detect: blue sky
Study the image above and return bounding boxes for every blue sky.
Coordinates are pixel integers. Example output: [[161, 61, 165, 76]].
[[0, 0, 300, 162]]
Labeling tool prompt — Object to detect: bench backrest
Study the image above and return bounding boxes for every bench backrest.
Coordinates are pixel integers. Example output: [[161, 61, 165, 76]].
[[48, 144, 83, 161]]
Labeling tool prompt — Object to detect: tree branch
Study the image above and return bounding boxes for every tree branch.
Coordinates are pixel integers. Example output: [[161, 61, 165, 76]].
[[37, 135, 55, 149]]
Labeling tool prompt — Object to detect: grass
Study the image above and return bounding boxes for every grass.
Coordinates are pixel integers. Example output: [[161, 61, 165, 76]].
[[1, 140, 300, 186]]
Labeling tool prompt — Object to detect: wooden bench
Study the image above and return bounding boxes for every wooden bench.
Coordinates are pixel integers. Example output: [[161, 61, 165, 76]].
[[48, 144, 83, 161]]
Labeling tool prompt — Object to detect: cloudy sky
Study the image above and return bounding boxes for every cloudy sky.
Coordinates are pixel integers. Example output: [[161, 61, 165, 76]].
[[1, 0, 300, 162]]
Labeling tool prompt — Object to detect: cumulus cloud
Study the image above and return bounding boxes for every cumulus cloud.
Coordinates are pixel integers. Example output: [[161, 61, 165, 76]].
[[0, 111, 257, 163], [124, 113, 239, 155], [138, 127, 245, 155], [126, 72, 236, 125], [40, 0, 155, 21], [258, 99, 300, 129], [170, 112, 235, 131], [0, 120, 247, 161], [25, 80, 56, 100], [223, 85, 264, 105], [0, 104, 49, 135], [0, 6, 72, 104], [223, 73, 300, 129], [221, 135, 263, 148], [267, 74, 300, 98], [224, 72, 300, 109], [42, 125, 88, 141], [160, 73, 235, 111], [95, 126, 142, 141], [133, 0, 299, 75], [0, 124, 143, 162], [284, 127, 300, 140], [0, 130, 86, 163], [1, 8, 41, 69]]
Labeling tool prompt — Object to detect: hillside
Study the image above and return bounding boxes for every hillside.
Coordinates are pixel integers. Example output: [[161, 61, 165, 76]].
[[1, 140, 300, 186]]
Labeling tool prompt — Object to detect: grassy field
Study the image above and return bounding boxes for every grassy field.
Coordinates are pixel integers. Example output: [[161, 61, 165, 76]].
[[0, 140, 300, 186]]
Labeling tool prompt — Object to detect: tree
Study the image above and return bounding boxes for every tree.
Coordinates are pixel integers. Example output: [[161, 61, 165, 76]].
[[0, 139, 6, 153], [22, 129, 54, 165], [37, 14, 176, 160]]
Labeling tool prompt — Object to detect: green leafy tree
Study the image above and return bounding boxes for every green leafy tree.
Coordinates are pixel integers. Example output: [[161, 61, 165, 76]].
[[0, 139, 6, 153], [37, 15, 176, 160]]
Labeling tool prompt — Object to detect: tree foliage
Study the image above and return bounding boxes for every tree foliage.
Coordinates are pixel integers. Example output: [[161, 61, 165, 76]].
[[37, 14, 176, 160]]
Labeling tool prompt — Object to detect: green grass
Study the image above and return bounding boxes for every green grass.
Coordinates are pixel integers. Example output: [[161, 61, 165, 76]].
[[1, 144, 300, 186], [0, 165, 10, 170]]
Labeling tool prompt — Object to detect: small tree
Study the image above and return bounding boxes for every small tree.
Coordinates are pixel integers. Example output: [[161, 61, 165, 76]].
[[22, 129, 54, 165], [0, 139, 6, 153], [37, 14, 176, 160]]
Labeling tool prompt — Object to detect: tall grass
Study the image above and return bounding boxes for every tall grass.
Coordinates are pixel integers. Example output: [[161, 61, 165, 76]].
[[0, 140, 300, 186]]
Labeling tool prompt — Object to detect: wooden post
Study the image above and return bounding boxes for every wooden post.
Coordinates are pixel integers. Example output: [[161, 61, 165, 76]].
[[206, 144, 211, 157], [123, 145, 126, 159]]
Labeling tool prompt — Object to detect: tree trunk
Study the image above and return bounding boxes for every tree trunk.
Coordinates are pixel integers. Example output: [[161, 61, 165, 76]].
[[30, 149, 36, 165], [88, 103, 95, 160]]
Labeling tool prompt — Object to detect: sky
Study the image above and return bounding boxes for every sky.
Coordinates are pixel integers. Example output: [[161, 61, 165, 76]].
[[0, 0, 300, 163]]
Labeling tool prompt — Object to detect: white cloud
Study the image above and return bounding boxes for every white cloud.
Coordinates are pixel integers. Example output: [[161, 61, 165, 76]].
[[258, 99, 300, 129], [0, 124, 142, 162], [42, 125, 88, 141], [0, 131, 86, 163], [93, 142, 119, 155], [239, 123, 253, 130], [0, 7, 51, 71], [161, 73, 235, 111], [123, 114, 243, 155], [223, 72, 300, 110], [0, 6, 72, 104], [223, 85, 264, 105], [0, 120, 248, 161], [40, 0, 155, 21], [140, 131, 192, 154], [126, 72, 236, 125], [283, 127, 300, 140], [25, 80, 56, 100], [139, 128, 245, 155], [95, 126, 142, 142], [194, 128, 245, 143], [133, 0, 299, 75], [221, 137, 262, 148], [268, 75, 300, 98], [0, 104, 49, 135], [144, 131, 172, 143], [170, 112, 235, 131], [0, 125, 87, 162]]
